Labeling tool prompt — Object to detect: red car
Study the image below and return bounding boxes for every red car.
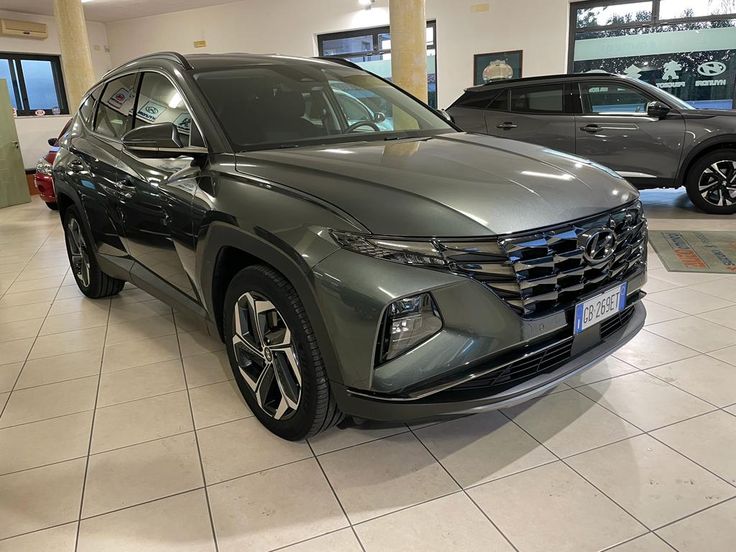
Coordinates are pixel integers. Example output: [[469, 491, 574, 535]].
[[34, 120, 71, 210]]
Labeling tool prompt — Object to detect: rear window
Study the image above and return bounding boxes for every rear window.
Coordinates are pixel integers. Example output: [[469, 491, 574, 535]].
[[510, 84, 564, 113], [452, 89, 499, 109]]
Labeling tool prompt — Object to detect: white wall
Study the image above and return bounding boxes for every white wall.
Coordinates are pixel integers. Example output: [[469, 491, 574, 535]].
[[0, 9, 112, 168], [106, 0, 571, 108]]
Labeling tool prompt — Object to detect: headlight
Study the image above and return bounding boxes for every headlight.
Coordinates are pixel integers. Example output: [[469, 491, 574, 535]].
[[35, 159, 53, 176], [376, 292, 442, 364], [330, 231, 445, 266]]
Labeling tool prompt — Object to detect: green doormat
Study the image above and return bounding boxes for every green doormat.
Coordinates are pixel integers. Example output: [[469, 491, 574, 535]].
[[649, 230, 736, 274]]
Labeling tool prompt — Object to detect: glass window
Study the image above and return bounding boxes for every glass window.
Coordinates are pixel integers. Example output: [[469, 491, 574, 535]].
[[94, 74, 137, 140], [660, 0, 736, 20], [79, 84, 102, 125], [136, 72, 193, 141], [317, 21, 438, 108], [194, 62, 452, 150], [581, 83, 650, 113], [452, 90, 495, 109], [571, 3, 736, 110], [0, 54, 67, 116], [510, 85, 564, 113], [576, 2, 653, 28], [487, 90, 509, 111]]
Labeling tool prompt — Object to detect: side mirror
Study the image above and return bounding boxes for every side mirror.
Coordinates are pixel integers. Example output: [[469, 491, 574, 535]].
[[47, 137, 58, 147], [439, 109, 454, 124], [373, 111, 386, 123], [646, 101, 671, 119], [122, 122, 207, 158]]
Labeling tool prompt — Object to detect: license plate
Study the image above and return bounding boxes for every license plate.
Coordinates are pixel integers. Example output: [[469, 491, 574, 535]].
[[574, 282, 628, 335]]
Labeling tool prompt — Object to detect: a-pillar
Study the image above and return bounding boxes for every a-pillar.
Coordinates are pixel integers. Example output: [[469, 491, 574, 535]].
[[53, 0, 95, 113], [389, 0, 427, 103]]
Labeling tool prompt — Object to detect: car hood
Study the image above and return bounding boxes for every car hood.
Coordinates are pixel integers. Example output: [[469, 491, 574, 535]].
[[233, 132, 638, 236]]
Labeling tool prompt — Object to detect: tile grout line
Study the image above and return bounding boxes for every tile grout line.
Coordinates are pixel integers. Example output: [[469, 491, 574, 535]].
[[406, 425, 521, 552], [73, 295, 112, 552], [306, 440, 367, 552], [172, 307, 221, 552]]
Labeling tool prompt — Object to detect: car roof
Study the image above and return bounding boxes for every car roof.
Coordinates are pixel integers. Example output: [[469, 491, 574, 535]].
[[464, 72, 624, 92]]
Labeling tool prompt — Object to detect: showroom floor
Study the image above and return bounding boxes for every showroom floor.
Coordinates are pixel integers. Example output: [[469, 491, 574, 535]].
[[1, 191, 735, 552]]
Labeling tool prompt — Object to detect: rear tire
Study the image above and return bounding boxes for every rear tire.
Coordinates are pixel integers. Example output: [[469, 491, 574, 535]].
[[685, 149, 736, 214], [63, 206, 125, 298], [223, 264, 343, 440], [45, 202, 58, 210]]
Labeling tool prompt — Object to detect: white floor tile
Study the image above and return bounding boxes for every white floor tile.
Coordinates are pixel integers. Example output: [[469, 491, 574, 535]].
[[0, 522, 77, 552], [656, 498, 736, 552], [647, 355, 736, 407]]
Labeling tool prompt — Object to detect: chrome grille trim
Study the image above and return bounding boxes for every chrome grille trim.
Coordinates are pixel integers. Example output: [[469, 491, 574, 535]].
[[439, 201, 647, 317]]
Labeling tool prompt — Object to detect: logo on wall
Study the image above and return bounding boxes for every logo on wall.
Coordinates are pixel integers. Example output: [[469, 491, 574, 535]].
[[623, 64, 643, 79], [662, 60, 682, 81], [697, 61, 727, 77], [136, 100, 167, 123]]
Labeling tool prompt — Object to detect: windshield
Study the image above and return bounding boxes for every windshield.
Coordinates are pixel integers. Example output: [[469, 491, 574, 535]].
[[634, 79, 695, 110], [194, 61, 453, 150]]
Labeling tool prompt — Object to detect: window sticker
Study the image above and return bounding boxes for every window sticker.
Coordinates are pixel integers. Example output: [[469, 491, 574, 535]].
[[108, 87, 130, 108], [173, 112, 192, 134], [137, 100, 167, 123]]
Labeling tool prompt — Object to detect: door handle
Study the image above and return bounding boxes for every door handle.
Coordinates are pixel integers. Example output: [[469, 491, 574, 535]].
[[497, 122, 518, 130], [68, 160, 85, 172], [580, 124, 600, 133]]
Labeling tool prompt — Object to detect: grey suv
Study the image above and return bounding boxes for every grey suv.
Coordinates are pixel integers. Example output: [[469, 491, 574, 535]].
[[448, 73, 736, 214], [54, 53, 647, 440]]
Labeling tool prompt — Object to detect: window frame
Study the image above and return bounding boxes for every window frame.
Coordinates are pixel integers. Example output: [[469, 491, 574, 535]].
[[93, 72, 140, 142], [317, 21, 438, 107], [568, 0, 736, 71], [0, 52, 69, 116]]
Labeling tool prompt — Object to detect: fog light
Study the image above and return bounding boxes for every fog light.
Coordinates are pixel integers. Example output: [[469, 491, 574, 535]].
[[376, 293, 442, 364]]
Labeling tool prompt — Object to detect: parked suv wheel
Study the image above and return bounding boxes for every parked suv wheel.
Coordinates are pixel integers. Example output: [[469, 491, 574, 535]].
[[224, 265, 343, 440], [63, 207, 125, 298], [685, 149, 736, 214]]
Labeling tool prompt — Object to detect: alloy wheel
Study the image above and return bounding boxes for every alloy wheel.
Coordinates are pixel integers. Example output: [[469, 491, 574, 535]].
[[231, 291, 302, 420], [67, 217, 91, 288], [698, 160, 736, 208]]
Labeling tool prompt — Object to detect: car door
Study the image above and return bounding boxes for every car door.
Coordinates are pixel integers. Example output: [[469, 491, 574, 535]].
[[484, 82, 577, 153], [574, 80, 686, 183], [65, 75, 138, 259], [115, 71, 200, 299], [447, 88, 503, 134]]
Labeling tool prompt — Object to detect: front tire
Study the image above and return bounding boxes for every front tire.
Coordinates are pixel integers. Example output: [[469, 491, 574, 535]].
[[63, 206, 125, 298], [223, 265, 343, 440], [45, 201, 59, 210], [685, 150, 736, 214]]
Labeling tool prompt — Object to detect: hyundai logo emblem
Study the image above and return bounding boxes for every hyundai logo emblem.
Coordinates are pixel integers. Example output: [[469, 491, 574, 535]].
[[697, 61, 727, 77], [581, 228, 617, 264]]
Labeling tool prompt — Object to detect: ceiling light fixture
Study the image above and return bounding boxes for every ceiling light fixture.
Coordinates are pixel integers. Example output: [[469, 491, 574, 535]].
[[359, 0, 375, 9]]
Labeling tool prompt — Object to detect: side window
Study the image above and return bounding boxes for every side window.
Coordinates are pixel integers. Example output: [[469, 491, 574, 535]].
[[581, 83, 650, 115], [94, 74, 137, 140], [453, 90, 498, 110], [78, 84, 102, 126], [486, 90, 509, 111], [510, 84, 564, 114], [136, 72, 193, 143]]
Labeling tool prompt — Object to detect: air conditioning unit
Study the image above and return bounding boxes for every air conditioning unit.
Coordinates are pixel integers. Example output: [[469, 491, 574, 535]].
[[0, 19, 48, 40]]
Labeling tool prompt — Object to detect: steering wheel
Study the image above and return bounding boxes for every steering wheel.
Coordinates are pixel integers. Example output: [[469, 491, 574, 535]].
[[345, 120, 381, 133]]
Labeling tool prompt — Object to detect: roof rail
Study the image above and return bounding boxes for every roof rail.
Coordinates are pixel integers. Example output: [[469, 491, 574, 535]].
[[121, 51, 193, 70], [469, 72, 617, 90], [313, 56, 363, 70]]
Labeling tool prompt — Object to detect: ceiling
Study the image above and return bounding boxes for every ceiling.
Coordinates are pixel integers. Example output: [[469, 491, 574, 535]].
[[0, 0, 242, 22]]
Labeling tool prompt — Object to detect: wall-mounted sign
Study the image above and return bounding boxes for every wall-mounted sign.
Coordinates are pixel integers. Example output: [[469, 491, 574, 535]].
[[137, 100, 167, 123], [108, 87, 130, 108], [193, 40, 207, 48], [474, 50, 523, 85]]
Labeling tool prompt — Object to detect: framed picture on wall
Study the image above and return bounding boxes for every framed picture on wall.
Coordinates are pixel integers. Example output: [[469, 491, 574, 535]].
[[474, 50, 523, 85]]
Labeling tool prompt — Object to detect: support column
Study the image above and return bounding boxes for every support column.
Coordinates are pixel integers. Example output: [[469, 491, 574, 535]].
[[53, 0, 95, 113], [389, 0, 427, 103]]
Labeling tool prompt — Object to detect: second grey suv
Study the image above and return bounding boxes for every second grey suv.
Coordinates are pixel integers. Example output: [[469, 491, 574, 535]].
[[54, 53, 647, 440], [448, 73, 736, 214]]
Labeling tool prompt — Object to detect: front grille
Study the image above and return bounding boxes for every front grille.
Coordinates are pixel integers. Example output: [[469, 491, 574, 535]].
[[450, 304, 636, 394], [440, 201, 646, 317]]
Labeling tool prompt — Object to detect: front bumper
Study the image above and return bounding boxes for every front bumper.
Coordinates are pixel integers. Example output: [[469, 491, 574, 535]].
[[333, 300, 645, 422]]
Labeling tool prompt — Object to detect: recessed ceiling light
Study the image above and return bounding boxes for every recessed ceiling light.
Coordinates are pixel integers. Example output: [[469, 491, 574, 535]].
[[359, 0, 375, 8]]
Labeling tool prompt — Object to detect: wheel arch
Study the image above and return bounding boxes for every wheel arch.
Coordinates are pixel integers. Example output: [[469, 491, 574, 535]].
[[199, 222, 345, 385], [677, 135, 736, 184]]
